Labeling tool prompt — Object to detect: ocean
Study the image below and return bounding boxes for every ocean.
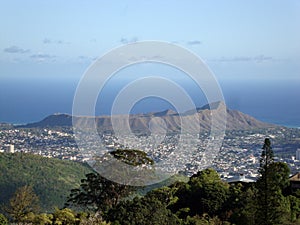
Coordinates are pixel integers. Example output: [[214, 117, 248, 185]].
[[0, 76, 299, 128]]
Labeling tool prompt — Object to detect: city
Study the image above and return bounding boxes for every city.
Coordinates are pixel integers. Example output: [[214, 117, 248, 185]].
[[1, 125, 300, 181]]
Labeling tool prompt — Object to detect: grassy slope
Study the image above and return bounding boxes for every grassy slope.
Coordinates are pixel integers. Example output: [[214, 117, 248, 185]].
[[0, 152, 92, 212]]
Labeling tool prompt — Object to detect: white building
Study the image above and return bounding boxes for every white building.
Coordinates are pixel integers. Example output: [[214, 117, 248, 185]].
[[226, 173, 256, 183], [296, 149, 300, 160], [4, 144, 14, 153]]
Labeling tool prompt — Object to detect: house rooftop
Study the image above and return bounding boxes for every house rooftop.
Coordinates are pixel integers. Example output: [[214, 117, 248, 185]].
[[225, 173, 256, 183], [290, 172, 300, 182]]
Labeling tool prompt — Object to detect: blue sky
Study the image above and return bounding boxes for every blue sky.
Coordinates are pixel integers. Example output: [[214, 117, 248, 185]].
[[1, 0, 299, 80], [0, 1, 300, 124]]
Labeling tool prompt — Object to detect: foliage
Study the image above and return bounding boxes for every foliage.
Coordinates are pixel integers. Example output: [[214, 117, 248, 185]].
[[3, 163, 300, 225], [146, 185, 179, 207], [171, 168, 229, 218], [256, 138, 291, 225], [52, 208, 78, 225], [259, 138, 274, 171], [0, 152, 92, 212], [226, 183, 257, 225], [32, 212, 53, 225], [106, 172, 231, 225], [77, 211, 110, 225], [2, 138, 300, 225], [3, 185, 39, 222], [106, 195, 180, 225], [289, 195, 300, 223], [184, 214, 225, 225], [137, 173, 189, 196], [66, 173, 134, 212], [93, 148, 156, 186], [66, 149, 157, 212], [0, 213, 8, 225], [4, 208, 109, 225], [110, 149, 154, 166]]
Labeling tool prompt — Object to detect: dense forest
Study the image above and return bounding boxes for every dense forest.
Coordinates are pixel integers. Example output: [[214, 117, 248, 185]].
[[1, 140, 300, 225], [0, 152, 92, 211]]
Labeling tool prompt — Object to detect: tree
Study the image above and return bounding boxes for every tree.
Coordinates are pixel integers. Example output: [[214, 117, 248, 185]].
[[171, 168, 229, 218], [66, 172, 134, 212], [106, 195, 180, 225], [227, 183, 258, 225], [146, 185, 179, 207], [110, 149, 154, 166], [256, 138, 291, 225], [77, 211, 110, 225], [0, 214, 8, 225], [32, 213, 53, 225], [93, 148, 156, 186], [184, 214, 225, 225], [66, 149, 156, 212], [52, 208, 78, 225], [4, 185, 40, 222], [259, 138, 274, 176], [288, 195, 300, 223]]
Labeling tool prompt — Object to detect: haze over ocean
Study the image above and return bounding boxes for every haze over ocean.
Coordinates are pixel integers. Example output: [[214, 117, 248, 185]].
[[0, 74, 299, 128]]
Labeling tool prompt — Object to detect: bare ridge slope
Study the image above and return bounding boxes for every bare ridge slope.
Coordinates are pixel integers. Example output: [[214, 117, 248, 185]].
[[19, 102, 276, 131]]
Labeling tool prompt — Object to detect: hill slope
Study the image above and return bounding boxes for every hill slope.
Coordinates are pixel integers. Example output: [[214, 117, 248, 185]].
[[0, 153, 92, 212]]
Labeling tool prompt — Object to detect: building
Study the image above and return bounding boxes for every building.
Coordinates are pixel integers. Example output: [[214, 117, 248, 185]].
[[4, 144, 14, 153], [225, 173, 256, 184], [290, 172, 300, 192], [296, 149, 300, 160]]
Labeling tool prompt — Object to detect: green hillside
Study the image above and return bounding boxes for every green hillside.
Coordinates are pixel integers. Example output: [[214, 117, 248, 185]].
[[0, 152, 93, 212]]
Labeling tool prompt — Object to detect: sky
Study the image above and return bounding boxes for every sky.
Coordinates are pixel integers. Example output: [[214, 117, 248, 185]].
[[0, 0, 300, 125]]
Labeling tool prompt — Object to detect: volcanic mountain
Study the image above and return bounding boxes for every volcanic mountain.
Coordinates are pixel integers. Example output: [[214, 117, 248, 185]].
[[18, 102, 276, 132]]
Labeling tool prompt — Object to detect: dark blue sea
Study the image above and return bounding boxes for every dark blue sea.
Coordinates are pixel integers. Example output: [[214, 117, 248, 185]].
[[0, 72, 299, 128]]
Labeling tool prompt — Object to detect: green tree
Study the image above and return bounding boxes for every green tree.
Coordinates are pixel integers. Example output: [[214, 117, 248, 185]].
[[66, 173, 134, 212], [52, 208, 78, 225], [106, 195, 180, 225], [110, 149, 154, 166], [93, 149, 156, 186], [0, 152, 92, 212], [0, 214, 8, 225], [184, 214, 225, 225], [259, 138, 274, 171], [227, 183, 257, 225], [33, 213, 53, 225], [78, 211, 110, 225], [171, 168, 229, 218], [67, 149, 157, 212], [288, 195, 300, 223], [4, 185, 40, 222], [145, 185, 179, 207], [256, 139, 291, 225]]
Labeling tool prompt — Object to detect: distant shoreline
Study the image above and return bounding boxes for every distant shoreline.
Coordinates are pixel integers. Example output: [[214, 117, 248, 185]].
[[6, 118, 300, 130], [261, 120, 300, 129]]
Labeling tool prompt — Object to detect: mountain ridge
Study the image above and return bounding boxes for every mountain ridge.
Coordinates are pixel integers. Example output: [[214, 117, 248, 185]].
[[17, 102, 277, 131]]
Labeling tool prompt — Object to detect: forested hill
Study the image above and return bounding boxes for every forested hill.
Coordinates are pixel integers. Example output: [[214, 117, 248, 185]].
[[0, 153, 92, 212]]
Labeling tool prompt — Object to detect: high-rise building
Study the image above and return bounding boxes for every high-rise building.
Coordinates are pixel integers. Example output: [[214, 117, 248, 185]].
[[296, 149, 300, 160]]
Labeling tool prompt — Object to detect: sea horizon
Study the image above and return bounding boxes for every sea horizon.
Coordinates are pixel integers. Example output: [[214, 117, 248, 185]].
[[1, 72, 299, 128]]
